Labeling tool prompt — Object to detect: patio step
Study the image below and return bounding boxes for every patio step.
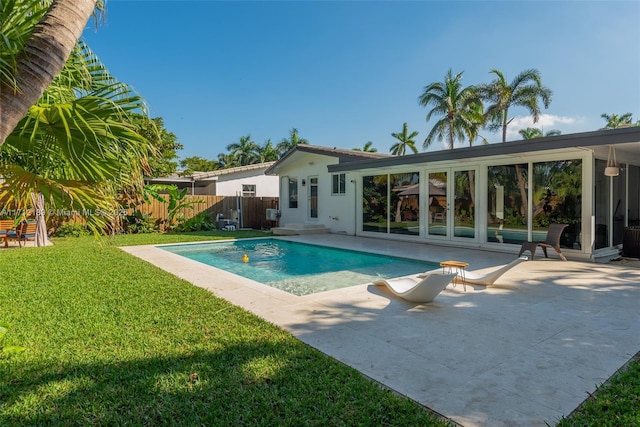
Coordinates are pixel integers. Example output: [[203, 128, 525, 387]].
[[271, 223, 330, 235]]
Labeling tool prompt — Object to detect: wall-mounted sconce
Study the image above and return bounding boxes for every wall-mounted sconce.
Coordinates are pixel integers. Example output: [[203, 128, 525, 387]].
[[301, 179, 306, 186], [605, 145, 619, 177]]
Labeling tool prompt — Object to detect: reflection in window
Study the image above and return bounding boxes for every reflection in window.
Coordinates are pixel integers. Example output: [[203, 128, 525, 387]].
[[532, 159, 582, 250], [362, 175, 388, 233], [332, 173, 346, 195], [288, 178, 298, 208], [390, 172, 420, 235], [454, 170, 475, 238], [487, 164, 528, 244]]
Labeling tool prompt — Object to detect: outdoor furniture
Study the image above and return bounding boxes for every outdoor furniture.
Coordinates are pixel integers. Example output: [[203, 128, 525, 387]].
[[448, 256, 528, 286], [7, 221, 37, 248], [372, 272, 457, 303], [0, 219, 15, 248], [439, 260, 469, 289], [518, 223, 568, 261]]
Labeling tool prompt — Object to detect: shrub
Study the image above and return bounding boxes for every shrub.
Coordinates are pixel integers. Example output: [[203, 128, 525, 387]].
[[53, 222, 91, 237]]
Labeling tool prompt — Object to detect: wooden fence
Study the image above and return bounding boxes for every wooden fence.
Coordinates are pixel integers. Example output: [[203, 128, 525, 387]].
[[142, 195, 279, 230]]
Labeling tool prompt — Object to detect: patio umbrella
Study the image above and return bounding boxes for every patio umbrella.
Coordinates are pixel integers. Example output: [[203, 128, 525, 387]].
[[30, 192, 48, 247]]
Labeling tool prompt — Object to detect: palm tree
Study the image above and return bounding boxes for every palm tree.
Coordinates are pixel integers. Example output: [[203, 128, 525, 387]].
[[353, 141, 377, 152], [479, 69, 553, 143], [390, 123, 419, 155], [600, 113, 634, 129], [418, 69, 481, 150], [518, 128, 561, 139], [276, 128, 308, 156], [0, 39, 154, 235], [480, 68, 552, 217], [226, 135, 260, 166], [0, 0, 102, 145], [258, 139, 279, 162]]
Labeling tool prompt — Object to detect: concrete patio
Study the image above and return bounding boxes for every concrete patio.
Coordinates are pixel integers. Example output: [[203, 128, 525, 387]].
[[122, 235, 640, 427]]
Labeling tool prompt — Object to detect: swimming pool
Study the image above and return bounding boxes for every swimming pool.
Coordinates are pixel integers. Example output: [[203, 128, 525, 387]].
[[159, 238, 438, 296]]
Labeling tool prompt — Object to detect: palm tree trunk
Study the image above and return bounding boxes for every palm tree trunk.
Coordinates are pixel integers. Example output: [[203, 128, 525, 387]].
[[502, 112, 528, 217], [0, 0, 97, 145]]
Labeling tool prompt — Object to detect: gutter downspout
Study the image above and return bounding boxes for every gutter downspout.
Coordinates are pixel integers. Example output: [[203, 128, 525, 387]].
[[351, 178, 357, 236]]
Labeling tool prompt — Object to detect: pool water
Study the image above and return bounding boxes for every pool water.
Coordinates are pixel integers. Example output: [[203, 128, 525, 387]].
[[159, 238, 438, 296]]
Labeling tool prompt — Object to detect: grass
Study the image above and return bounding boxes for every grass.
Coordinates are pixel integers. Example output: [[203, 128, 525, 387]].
[[1, 231, 638, 426], [0, 232, 451, 426]]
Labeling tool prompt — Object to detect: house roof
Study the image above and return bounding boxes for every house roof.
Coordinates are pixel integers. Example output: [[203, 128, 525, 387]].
[[146, 162, 276, 185], [326, 127, 640, 173], [265, 144, 389, 175]]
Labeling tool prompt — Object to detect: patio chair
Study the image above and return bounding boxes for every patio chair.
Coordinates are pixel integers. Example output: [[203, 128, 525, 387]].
[[7, 221, 37, 248], [450, 256, 528, 286], [372, 272, 457, 303], [0, 219, 16, 248], [518, 223, 568, 261]]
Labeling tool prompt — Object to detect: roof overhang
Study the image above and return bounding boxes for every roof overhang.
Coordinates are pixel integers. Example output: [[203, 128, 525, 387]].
[[327, 127, 640, 173]]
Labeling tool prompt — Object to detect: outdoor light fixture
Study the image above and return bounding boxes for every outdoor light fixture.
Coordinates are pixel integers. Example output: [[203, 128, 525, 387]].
[[605, 145, 619, 177], [301, 179, 306, 186]]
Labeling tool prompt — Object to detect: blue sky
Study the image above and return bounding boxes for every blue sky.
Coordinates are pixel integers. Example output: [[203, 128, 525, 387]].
[[82, 1, 640, 160]]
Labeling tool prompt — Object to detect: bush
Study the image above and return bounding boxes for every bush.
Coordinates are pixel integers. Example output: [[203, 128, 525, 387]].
[[53, 222, 91, 237], [175, 212, 217, 232]]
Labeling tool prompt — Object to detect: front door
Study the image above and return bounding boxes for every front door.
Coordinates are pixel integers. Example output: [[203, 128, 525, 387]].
[[426, 168, 477, 241]]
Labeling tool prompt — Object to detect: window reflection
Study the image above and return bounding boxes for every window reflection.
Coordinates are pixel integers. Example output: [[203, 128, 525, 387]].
[[362, 175, 388, 233], [362, 173, 420, 235], [487, 164, 528, 244]]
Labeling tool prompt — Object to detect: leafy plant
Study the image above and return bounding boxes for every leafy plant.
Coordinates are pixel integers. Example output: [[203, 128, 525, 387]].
[[0, 322, 25, 356], [144, 184, 203, 230], [175, 211, 216, 232], [53, 222, 91, 237]]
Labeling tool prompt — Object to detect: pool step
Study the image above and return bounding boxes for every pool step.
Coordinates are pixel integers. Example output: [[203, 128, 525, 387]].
[[272, 223, 330, 235]]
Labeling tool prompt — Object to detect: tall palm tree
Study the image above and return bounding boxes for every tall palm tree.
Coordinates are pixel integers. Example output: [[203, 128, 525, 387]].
[[0, 0, 102, 145], [600, 113, 634, 129], [353, 141, 377, 152], [480, 68, 552, 217], [418, 69, 481, 150], [276, 128, 308, 156], [479, 69, 552, 143], [226, 135, 260, 166], [390, 123, 419, 155], [258, 139, 279, 162]]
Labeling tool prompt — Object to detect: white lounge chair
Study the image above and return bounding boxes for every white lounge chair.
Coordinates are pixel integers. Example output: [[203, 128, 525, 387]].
[[373, 272, 457, 303], [451, 256, 528, 286]]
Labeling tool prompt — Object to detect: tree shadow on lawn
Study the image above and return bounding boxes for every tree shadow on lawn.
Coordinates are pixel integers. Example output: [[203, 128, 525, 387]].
[[0, 341, 445, 426]]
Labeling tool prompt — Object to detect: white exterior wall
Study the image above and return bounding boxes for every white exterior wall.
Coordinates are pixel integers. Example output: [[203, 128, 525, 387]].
[[212, 171, 279, 197], [277, 153, 356, 234]]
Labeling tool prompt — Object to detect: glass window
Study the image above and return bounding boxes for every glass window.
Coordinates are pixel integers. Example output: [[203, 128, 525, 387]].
[[362, 175, 388, 233], [390, 172, 420, 236], [332, 173, 346, 195], [487, 164, 528, 244], [242, 184, 256, 197], [288, 178, 298, 208], [532, 159, 582, 250]]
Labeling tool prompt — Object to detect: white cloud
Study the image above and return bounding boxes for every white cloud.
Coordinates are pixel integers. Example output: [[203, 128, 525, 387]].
[[505, 114, 585, 140]]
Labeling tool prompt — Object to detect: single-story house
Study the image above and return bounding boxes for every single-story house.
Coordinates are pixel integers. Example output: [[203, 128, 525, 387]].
[[265, 127, 640, 262], [145, 162, 279, 197]]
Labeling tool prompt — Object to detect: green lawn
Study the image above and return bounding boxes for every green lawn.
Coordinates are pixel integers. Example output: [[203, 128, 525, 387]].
[[0, 233, 450, 426], [1, 232, 637, 426]]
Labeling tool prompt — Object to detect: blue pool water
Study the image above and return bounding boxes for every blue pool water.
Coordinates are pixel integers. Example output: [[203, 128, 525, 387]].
[[159, 238, 438, 296]]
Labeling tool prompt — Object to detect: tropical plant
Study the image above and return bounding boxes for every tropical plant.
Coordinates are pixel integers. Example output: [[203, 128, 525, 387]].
[[0, 0, 102, 145], [518, 128, 561, 139], [479, 68, 553, 143], [353, 141, 377, 152], [144, 184, 203, 230], [226, 135, 260, 166], [277, 128, 309, 156], [258, 139, 279, 162], [390, 123, 419, 155], [600, 113, 636, 129], [215, 152, 239, 169], [0, 38, 154, 235], [418, 69, 482, 150]]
